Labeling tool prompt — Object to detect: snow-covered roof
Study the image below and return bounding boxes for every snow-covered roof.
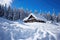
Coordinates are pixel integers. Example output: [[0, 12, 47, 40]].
[[23, 13, 47, 22]]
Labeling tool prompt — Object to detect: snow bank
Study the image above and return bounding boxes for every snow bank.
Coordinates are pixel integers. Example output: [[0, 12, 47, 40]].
[[0, 17, 60, 40]]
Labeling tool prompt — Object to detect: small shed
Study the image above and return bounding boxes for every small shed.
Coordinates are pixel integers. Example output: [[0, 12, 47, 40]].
[[23, 13, 47, 23]]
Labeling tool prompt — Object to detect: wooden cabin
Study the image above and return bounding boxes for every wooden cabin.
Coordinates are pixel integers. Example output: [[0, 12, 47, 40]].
[[23, 13, 47, 23]]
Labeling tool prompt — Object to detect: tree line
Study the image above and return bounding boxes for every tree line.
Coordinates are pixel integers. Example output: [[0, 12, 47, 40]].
[[0, 4, 31, 21], [0, 4, 60, 22]]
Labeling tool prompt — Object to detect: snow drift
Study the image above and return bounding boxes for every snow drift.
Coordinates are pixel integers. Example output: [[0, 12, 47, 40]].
[[0, 17, 60, 40]]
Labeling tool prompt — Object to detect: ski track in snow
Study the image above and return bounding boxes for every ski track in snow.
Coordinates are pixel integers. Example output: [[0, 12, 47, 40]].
[[0, 17, 60, 40]]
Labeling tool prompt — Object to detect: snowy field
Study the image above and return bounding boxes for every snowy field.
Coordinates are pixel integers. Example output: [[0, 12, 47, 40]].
[[0, 17, 60, 40]]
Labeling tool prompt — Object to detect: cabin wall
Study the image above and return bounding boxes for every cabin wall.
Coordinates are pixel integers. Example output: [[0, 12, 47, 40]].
[[24, 19, 46, 23]]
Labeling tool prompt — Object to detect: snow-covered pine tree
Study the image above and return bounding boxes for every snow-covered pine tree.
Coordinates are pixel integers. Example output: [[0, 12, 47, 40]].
[[29, 10, 32, 13], [52, 12, 57, 22], [46, 11, 52, 21], [51, 9, 57, 22], [40, 11, 47, 19], [0, 5, 4, 17], [13, 8, 17, 21], [34, 10, 38, 14], [16, 8, 20, 19], [57, 13, 60, 22], [25, 10, 32, 17], [7, 6, 12, 20], [18, 8, 25, 20], [4, 4, 7, 18], [0, 4, 2, 17], [17, 8, 21, 20], [25, 8, 29, 17]]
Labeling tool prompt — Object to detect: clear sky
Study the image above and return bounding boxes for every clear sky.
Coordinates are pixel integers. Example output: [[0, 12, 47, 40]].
[[11, 0, 60, 14]]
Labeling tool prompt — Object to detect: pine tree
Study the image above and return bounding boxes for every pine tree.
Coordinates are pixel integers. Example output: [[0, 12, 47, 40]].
[[29, 10, 32, 14], [7, 6, 12, 20], [0, 5, 4, 17], [25, 8, 29, 17], [46, 11, 52, 21], [18, 8, 21, 19], [52, 12, 57, 22], [13, 8, 17, 20], [16, 9, 20, 19], [40, 11, 47, 19], [51, 9, 57, 22], [4, 4, 7, 18], [34, 10, 38, 14], [20, 8, 25, 20], [57, 13, 60, 22]]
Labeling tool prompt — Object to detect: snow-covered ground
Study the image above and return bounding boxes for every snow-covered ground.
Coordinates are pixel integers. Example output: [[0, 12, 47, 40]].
[[0, 17, 60, 40]]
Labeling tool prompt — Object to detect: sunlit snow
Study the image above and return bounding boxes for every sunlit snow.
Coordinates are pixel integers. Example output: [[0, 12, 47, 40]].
[[0, 17, 60, 40]]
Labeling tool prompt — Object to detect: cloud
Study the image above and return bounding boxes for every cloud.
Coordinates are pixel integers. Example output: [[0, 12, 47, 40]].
[[0, 0, 13, 7]]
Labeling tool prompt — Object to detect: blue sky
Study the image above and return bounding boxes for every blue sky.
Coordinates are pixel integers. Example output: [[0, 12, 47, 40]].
[[11, 0, 60, 14]]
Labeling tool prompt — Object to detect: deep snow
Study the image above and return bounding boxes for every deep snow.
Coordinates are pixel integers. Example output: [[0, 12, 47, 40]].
[[0, 17, 60, 40]]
